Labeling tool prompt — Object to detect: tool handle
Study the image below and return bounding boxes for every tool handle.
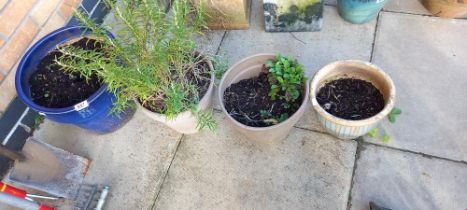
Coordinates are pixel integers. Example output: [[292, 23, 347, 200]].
[[0, 145, 25, 161], [0, 182, 27, 199], [39, 204, 56, 210], [0, 192, 56, 210]]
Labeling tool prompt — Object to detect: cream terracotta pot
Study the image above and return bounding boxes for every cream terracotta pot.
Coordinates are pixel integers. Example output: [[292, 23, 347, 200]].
[[219, 54, 310, 142], [138, 58, 215, 134], [310, 60, 396, 140]]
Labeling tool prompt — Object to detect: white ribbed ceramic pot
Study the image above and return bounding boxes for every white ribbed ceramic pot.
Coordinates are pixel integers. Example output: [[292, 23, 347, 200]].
[[310, 60, 396, 140]]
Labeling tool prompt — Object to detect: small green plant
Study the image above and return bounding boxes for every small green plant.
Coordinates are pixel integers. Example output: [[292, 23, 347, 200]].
[[257, 54, 306, 124], [277, 113, 289, 122], [367, 107, 402, 144], [259, 110, 272, 118], [55, 0, 219, 130], [211, 53, 230, 86], [382, 134, 391, 144], [258, 110, 289, 125], [388, 107, 402, 123], [368, 127, 378, 138], [195, 109, 217, 131], [33, 114, 45, 130], [265, 54, 306, 106]]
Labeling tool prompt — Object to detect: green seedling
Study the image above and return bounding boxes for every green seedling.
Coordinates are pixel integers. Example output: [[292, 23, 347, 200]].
[[277, 113, 289, 123], [33, 114, 45, 130], [259, 110, 288, 125], [388, 107, 402, 123], [211, 53, 229, 86], [367, 107, 402, 144], [368, 128, 378, 138], [382, 134, 391, 144], [259, 110, 272, 118]]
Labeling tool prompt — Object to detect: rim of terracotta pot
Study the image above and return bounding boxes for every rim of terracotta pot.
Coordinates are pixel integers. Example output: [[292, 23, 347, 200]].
[[219, 53, 310, 131], [310, 60, 396, 127], [137, 54, 215, 116], [430, 0, 467, 6]]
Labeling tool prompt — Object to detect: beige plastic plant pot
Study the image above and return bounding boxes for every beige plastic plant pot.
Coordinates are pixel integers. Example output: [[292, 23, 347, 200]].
[[219, 54, 310, 142], [138, 58, 215, 134], [423, 0, 467, 18], [310, 60, 396, 140]]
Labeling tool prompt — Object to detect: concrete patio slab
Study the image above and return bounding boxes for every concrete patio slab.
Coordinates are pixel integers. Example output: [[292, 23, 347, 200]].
[[350, 144, 467, 210], [295, 108, 328, 134], [363, 12, 467, 162], [32, 109, 182, 209], [196, 30, 226, 55], [220, 3, 375, 76], [153, 113, 357, 210]]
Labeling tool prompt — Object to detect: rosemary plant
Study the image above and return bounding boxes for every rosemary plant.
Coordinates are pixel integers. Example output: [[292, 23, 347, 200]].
[[55, 0, 218, 130]]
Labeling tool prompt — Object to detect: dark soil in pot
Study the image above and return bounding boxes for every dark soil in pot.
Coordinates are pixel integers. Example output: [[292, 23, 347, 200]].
[[140, 56, 211, 113], [223, 72, 303, 127], [316, 78, 385, 120], [29, 38, 103, 108]]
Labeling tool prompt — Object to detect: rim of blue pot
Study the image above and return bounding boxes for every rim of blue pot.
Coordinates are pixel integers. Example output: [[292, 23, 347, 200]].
[[15, 26, 115, 115]]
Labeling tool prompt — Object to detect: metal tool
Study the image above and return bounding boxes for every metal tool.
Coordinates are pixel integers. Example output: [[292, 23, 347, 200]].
[[0, 192, 55, 210], [6, 137, 91, 198], [72, 184, 110, 210], [0, 182, 110, 210], [0, 137, 110, 209]]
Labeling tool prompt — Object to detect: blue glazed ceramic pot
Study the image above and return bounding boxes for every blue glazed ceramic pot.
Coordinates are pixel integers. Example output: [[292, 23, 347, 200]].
[[16, 26, 135, 134], [337, 0, 388, 24]]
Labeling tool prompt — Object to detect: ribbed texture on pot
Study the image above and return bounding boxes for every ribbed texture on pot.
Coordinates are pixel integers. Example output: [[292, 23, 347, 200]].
[[317, 114, 377, 140]]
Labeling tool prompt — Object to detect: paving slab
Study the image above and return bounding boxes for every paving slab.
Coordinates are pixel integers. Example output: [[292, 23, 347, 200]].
[[220, 3, 375, 76], [154, 113, 357, 210], [295, 107, 328, 134], [214, 1, 376, 132], [350, 144, 467, 210], [364, 12, 467, 162], [195, 30, 226, 55], [32, 109, 182, 209]]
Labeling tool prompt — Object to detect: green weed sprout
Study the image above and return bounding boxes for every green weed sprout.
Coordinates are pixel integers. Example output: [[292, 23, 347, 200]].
[[367, 107, 402, 144]]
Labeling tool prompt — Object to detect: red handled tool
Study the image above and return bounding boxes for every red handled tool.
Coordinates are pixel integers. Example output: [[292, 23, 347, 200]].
[[0, 182, 57, 210]]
